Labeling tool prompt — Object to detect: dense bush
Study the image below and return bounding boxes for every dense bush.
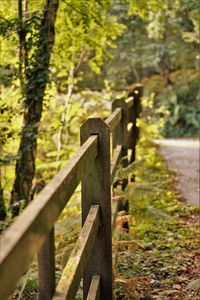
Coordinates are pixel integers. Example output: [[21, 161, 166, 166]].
[[144, 71, 200, 137]]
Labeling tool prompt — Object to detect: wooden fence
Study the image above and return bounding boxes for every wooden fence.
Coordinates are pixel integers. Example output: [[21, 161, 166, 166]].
[[0, 84, 143, 300]]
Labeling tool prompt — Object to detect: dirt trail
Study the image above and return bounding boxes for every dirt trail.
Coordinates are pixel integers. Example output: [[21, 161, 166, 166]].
[[154, 139, 199, 206]]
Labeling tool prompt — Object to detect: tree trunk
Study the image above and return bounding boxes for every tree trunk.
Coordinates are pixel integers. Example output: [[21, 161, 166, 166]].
[[23, 0, 29, 78], [0, 172, 6, 221], [56, 66, 74, 163], [11, 0, 59, 216], [131, 64, 140, 82], [18, 0, 24, 90], [18, 0, 29, 96], [56, 51, 85, 164]]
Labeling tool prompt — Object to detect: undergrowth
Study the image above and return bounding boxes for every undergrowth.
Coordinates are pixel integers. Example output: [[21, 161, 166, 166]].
[[113, 121, 200, 300], [143, 70, 200, 138], [6, 96, 199, 299]]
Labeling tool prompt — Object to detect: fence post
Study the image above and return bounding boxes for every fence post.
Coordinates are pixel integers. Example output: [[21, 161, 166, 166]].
[[128, 84, 143, 164], [37, 228, 55, 300], [112, 99, 129, 190], [80, 118, 112, 300]]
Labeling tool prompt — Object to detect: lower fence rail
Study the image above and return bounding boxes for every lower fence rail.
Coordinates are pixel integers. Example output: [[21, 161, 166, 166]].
[[53, 205, 100, 300], [87, 275, 101, 300]]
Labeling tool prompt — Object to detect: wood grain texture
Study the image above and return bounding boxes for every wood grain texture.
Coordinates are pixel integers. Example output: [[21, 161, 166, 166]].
[[125, 96, 134, 109], [128, 85, 143, 164], [86, 275, 100, 300], [110, 145, 122, 182], [112, 197, 122, 232], [53, 205, 100, 300], [112, 99, 129, 191], [81, 118, 113, 300], [112, 99, 129, 160], [105, 107, 122, 131], [0, 136, 98, 300], [126, 123, 134, 149], [37, 227, 55, 300]]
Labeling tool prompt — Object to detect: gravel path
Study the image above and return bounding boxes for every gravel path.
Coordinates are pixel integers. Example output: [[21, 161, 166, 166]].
[[154, 139, 199, 206]]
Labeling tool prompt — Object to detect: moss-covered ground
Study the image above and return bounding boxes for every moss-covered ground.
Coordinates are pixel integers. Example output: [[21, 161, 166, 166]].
[[113, 123, 200, 300]]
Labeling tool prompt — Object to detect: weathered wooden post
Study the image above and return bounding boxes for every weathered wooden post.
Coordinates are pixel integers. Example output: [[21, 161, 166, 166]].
[[81, 118, 112, 300], [112, 99, 129, 190], [37, 228, 55, 300], [128, 84, 143, 164]]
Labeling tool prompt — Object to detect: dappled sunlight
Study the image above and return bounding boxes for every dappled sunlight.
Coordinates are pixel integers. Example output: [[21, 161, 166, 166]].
[[1, 0, 199, 298], [154, 138, 199, 149]]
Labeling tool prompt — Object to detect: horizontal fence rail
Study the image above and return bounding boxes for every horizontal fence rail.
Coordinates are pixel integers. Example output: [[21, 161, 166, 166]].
[[53, 205, 100, 300], [125, 96, 134, 108], [105, 107, 122, 131], [87, 275, 100, 300], [0, 84, 143, 300], [110, 144, 122, 181]]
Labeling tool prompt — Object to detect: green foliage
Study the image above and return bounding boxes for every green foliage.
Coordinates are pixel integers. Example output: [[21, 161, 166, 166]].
[[1, 1, 199, 297], [52, 0, 125, 92], [15, 268, 38, 300], [36, 89, 112, 180], [127, 0, 168, 19], [0, 86, 22, 203], [187, 278, 200, 291], [0, 0, 125, 213], [180, 0, 200, 10], [87, 0, 198, 92], [144, 71, 200, 137], [163, 76, 200, 137]]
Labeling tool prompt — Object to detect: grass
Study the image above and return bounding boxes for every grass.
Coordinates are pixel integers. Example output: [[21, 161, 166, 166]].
[[113, 122, 200, 299]]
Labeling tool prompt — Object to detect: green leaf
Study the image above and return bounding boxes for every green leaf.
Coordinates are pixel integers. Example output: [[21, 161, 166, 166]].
[[186, 278, 200, 291]]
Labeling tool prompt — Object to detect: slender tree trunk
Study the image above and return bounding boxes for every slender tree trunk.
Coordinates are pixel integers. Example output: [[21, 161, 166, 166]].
[[56, 66, 74, 163], [23, 0, 29, 78], [0, 170, 6, 221], [24, 0, 28, 21], [131, 64, 140, 82], [56, 51, 85, 163], [18, 0, 29, 94], [18, 0, 24, 90], [11, 0, 59, 216]]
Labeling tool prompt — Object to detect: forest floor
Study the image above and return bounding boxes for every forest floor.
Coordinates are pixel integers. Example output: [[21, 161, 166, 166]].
[[114, 133, 200, 299], [8, 133, 200, 300]]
